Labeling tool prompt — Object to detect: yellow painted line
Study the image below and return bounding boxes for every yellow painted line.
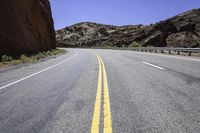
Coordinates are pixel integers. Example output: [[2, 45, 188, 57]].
[[91, 55, 102, 133], [99, 56, 113, 133], [91, 53, 112, 133]]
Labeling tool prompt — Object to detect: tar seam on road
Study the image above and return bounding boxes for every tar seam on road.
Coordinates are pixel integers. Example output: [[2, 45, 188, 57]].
[[0, 50, 78, 90], [91, 54, 112, 133], [142, 61, 165, 70]]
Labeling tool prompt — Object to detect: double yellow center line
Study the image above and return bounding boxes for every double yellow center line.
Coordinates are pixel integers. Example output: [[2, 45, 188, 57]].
[[91, 54, 112, 133]]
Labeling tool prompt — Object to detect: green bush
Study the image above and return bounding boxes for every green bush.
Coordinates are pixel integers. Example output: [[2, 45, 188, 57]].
[[20, 55, 29, 63], [32, 55, 40, 60], [38, 52, 46, 58], [46, 51, 53, 56], [98, 27, 109, 36], [42, 51, 52, 56], [0, 49, 66, 66], [1, 55, 13, 63], [51, 49, 65, 55], [129, 41, 141, 48]]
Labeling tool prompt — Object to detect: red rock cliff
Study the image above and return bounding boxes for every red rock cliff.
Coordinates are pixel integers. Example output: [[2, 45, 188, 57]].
[[0, 0, 56, 56]]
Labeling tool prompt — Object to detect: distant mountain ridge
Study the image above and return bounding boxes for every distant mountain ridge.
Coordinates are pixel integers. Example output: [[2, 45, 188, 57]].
[[56, 8, 200, 48]]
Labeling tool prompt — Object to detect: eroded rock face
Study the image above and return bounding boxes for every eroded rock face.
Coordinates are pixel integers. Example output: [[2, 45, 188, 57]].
[[166, 32, 200, 47], [0, 0, 56, 56], [57, 9, 200, 48], [144, 9, 200, 47], [56, 22, 145, 47]]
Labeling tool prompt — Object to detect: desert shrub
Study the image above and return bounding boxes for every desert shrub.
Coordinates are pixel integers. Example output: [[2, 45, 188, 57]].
[[32, 55, 40, 60], [1, 55, 13, 63], [20, 55, 29, 63], [98, 27, 109, 36], [129, 41, 141, 48], [51, 49, 66, 55], [42, 51, 48, 56], [38, 52, 46, 58], [46, 50, 53, 56], [0, 49, 66, 66], [51, 49, 58, 55]]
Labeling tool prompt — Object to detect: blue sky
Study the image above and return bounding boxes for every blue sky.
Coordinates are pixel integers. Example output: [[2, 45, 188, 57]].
[[50, 0, 200, 30]]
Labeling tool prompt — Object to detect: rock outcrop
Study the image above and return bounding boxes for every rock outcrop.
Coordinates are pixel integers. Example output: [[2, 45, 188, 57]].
[[0, 0, 56, 56], [56, 22, 144, 47], [56, 9, 200, 48]]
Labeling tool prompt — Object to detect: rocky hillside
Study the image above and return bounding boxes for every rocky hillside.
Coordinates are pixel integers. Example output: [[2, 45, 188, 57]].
[[0, 0, 56, 56], [56, 9, 200, 48]]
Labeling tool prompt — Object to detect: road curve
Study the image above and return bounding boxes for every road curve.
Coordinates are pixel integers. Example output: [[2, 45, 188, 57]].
[[0, 49, 200, 133]]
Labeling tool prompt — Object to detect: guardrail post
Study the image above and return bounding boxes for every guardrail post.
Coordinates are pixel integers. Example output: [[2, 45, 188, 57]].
[[106, 47, 199, 56], [188, 51, 192, 56]]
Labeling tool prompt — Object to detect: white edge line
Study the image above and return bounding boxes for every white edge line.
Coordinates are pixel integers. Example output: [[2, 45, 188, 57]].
[[0, 50, 78, 90], [142, 61, 164, 70]]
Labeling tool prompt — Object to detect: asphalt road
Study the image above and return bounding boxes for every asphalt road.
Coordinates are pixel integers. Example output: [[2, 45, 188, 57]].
[[0, 49, 200, 133]]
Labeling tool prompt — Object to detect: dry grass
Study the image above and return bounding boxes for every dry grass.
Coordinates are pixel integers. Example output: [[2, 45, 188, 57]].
[[0, 48, 67, 67]]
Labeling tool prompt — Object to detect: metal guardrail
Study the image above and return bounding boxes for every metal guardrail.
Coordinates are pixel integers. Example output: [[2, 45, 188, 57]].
[[94, 47, 200, 56]]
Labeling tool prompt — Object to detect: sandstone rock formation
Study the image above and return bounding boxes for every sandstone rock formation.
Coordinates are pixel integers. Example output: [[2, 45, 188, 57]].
[[0, 0, 56, 56], [56, 9, 200, 48]]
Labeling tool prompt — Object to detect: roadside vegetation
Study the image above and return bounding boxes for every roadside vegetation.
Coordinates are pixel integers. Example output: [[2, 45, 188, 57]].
[[128, 41, 141, 48], [0, 48, 67, 67]]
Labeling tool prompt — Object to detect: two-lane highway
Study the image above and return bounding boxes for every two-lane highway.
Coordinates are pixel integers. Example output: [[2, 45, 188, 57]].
[[0, 49, 200, 133]]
